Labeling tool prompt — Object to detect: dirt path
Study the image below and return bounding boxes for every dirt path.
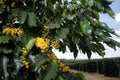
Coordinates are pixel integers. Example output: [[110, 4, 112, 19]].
[[71, 70, 120, 80]]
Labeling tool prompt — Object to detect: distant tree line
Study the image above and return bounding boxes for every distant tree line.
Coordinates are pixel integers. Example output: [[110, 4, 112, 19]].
[[63, 57, 120, 77]]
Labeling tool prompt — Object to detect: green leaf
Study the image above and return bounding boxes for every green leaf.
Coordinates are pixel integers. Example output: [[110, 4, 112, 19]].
[[0, 56, 9, 80], [92, 44, 105, 57], [26, 38, 36, 51], [105, 39, 120, 50], [42, 61, 58, 80], [105, 41, 116, 50], [0, 56, 4, 72], [34, 54, 50, 68], [43, 16, 50, 22], [73, 51, 78, 59], [97, 43, 105, 51], [3, 56, 9, 80], [102, 38, 118, 50], [14, 57, 22, 73], [34, 54, 50, 75], [19, 11, 28, 24], [104, 6, 114, 18], [93, 10, 99, 20], [21, 34, 30, 46], [100, 22, 119, 37], [68, 39, 78, 59], [43, 0, 47, 6], [56, 28, 69, 40], [8, 9, 20, 21], [81, 0, 86, 5], [86, 49, 92, 59], [73, 73, 86, 80], [27, 12, 37, 26], [48, 23, 60, 29], [67, 15, 76, 20], [112, 39, 120, 47], [80, 20, 92, 35], [88, 0, 94, 7], [0, 36, 10, 44], [3, 48, 13, 54], [0, 5, 4, 13], [59, 41, 66, 53], [100, 0, 114, 5], [97, 49, 105, 57], [13, 46, 21, 56], [57, 75, 64, 80]]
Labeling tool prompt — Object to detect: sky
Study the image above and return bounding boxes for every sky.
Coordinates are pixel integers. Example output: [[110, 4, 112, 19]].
[[54, 0, 120, 60]]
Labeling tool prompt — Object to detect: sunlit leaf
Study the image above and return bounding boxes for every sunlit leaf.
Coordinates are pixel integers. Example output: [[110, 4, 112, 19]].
[[26, 38, 36, 51], [80, 20, 92, 35]]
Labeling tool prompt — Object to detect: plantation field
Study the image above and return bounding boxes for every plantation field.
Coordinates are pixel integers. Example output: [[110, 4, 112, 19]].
[[62, 57, 120, 79], [72, 70, 120, 80]]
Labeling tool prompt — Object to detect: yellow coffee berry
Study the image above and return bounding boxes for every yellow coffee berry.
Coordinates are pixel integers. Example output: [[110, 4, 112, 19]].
[[25, 62, 29, 66], [43, 25, 49, 31], [22, 60, 26, 64], [41, 64, 47, 70], [22, 59, 29, 69], [21, 48, 28, 56], [60, 62, 65, 67], [52, 41, 61, 49], [0, 0, 4, 4], [62, 66, 71, 73], [35, 37, 50, 52], [2, 27, 23, 36], [12, 17, 19, 22], [2, 27, 10, 35], [22, 57, 26, 60], [25, 65, 29, 69]]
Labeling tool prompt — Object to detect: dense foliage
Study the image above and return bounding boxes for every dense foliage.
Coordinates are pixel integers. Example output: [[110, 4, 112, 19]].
[[0, 0, 120, 80], [63, 57, 120, 77]]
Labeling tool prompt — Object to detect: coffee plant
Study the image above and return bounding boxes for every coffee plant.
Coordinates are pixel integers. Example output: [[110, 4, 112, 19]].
[[0, 0, 120, 80]]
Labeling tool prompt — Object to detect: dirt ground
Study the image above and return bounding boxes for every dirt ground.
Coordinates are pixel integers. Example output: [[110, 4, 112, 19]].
[[71, 70, 120, 80]]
